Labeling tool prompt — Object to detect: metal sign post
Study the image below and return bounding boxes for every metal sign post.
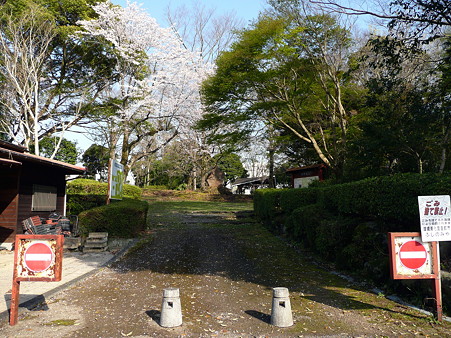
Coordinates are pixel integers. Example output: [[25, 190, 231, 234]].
[[10, 235, 64, 326], [417, 194, 450, 321]]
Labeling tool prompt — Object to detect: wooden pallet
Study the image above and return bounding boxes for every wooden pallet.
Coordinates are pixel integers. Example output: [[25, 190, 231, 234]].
[[83, 232, 108, 252]]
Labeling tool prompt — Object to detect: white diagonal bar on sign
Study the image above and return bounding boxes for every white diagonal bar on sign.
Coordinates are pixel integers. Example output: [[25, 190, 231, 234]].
[[400, 251, 427, 259], [25, 254, 52, 261]]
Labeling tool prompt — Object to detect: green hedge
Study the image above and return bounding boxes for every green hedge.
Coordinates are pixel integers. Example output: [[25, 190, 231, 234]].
[[255, 172, 451, 231], [280, 187, 319, 215], [66, 179, 143, 215], [66, 194, 105, 215], [284, 203, 324, 248], [78, 199, 149, 238], [253, 189, 282, 229], [67, 179, 142, 199], [323, 173, 451, 222], [253, 171, 451, 283]]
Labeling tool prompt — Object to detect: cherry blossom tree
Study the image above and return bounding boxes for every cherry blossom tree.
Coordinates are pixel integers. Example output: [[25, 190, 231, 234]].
[[165, 1, 244, 63], [164, 1, 244, 189], [77, 1, 211, 179]]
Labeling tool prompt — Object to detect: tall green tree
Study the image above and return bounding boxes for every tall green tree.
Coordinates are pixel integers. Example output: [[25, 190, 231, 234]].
[[30, 137, 78, 165], [82, 144, 109, 181], [344, 35, 450, 178], [132, 142, 193, 189], [199, 11, 356, 177], [213, 153, 247, 184], [436, 37, 451, 172]]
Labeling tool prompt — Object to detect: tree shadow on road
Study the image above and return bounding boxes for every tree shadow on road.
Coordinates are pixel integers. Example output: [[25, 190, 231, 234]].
[[110, 211, 431, 322]]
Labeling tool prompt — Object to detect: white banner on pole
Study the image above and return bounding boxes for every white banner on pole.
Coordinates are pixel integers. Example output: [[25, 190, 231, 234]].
[[109, 159, 124, 200]]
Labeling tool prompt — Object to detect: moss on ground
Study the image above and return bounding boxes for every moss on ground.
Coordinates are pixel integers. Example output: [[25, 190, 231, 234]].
[[44, 319, 77, 326]]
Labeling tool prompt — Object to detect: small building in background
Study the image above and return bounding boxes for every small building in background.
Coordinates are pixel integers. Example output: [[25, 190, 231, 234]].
[[286, 164, 326, 188], [0, 140, 85, 249], [231, 176, 269, 195]]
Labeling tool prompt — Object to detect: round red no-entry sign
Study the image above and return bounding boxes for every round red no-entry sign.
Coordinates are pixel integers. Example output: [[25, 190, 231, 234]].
[[24, 242, 54, 272], [399, 240, 427, 270]]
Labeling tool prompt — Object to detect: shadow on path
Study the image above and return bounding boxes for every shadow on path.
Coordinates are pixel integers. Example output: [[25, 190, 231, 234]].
[[111, 211, 425, 321]]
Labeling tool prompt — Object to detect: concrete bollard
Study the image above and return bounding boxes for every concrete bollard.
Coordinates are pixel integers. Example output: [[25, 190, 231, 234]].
[[159, 288, 182, 327], [270, 287, 293, 327]]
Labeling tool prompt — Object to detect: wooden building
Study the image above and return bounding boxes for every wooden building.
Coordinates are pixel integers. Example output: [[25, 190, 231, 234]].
[[231, 176, 270, 195], [0, 140, 85, 248], [286, 164, 326, 188]]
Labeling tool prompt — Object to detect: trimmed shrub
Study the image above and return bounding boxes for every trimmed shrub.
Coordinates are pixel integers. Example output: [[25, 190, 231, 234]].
[[317, 173, 451, 226], [66, 179, 143, 215], [284, 204, 324, 249], [279, 188, 318, 215], [254, 171, 451, 282], [66, 194, 105, 215], [255, 172, 451, 312], [314, 215, 358, 260], [336, 221, 390, 283], [67, 178, 142, 199], [78, 199, 149, 238], [253, 189, 283, 229]]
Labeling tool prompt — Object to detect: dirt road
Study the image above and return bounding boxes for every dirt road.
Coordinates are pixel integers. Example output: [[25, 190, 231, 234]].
[[0, 208, 450, 337]]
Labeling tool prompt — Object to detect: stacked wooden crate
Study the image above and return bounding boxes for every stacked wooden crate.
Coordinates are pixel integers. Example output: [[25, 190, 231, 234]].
[[83, 232, 108, 252]]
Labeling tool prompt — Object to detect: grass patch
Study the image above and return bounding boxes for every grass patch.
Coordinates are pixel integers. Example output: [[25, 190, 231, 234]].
[[142, 189, 252, 202], [147, 200, 253, 229], [148, 200, 253, 214], [230, 221, 449, 331]]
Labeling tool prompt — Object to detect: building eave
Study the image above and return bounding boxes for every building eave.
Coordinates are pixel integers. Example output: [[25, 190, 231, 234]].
[[0, 147, 86, 175], [286, 164, 327, 172]]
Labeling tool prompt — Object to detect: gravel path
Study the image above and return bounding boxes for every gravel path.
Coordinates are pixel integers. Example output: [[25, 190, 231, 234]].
[[0, 209, 450, 337]]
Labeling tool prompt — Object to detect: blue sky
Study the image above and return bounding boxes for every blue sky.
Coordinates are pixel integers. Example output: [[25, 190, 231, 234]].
[[111, 0, 268, 26]]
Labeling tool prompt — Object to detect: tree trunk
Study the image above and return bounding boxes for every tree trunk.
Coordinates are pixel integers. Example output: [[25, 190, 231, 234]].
[[193, 169, 197, 191], [439, 126, 450, 173], [268, 145, 275, 188], [439, 147, 446, 174], [120, 130, 131, 181]]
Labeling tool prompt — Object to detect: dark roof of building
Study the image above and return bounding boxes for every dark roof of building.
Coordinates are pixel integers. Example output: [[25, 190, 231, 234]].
[[286, 163, 327, 172], [0, 142, 86, 175], [0, 157, 21, 167], [231, 176, 269, 186], [0, 139, 28, 153]]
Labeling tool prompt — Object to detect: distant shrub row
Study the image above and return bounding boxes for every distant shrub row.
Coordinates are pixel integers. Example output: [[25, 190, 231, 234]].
[[66, 179, 143, 215], [78, 199, 149, 238], [254, 172, 451, 286], [67, 179, 142, 199]]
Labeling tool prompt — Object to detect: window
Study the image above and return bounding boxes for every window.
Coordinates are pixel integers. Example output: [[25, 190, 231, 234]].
[[32, 184, 57, 211]]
